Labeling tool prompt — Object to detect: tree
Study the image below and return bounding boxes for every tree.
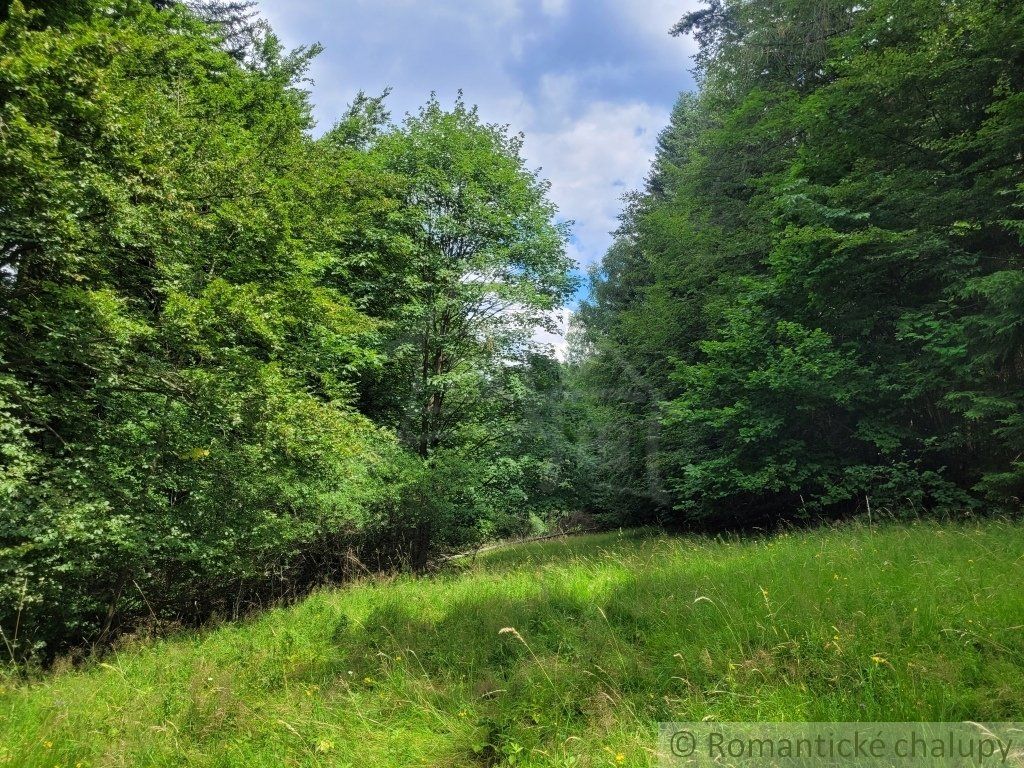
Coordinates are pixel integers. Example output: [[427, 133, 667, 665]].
[[576, 0, 1024, 526], [370, 95, 575, 458], [0, 0, 400, 658], [5, 0, 260, 57], [0, 0, 579, 660], [356, 96, 576, 561]]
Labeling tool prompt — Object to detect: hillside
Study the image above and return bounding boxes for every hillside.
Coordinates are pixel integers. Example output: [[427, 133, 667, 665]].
[[2, 521, 1023, 767]]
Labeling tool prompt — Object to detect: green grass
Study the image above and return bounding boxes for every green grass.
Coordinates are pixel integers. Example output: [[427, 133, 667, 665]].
[[2, 520, 1023, 767]]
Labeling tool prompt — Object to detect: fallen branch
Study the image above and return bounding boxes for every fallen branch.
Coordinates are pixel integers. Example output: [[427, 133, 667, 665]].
[[438, 527, 601, 564]]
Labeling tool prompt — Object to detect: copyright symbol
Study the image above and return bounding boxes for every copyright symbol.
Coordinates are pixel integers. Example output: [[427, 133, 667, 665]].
[[671, 730, 697, 757]]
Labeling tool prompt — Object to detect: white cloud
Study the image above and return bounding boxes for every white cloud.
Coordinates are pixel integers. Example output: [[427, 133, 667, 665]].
[[539, 0, 569, 17], [524, 99, 668, 268], [532, 308, 573, 361], [614, 0, 700, 62]]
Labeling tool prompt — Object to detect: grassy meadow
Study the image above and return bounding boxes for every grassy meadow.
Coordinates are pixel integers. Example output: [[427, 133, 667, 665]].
[[2, 520, 1023, 767]]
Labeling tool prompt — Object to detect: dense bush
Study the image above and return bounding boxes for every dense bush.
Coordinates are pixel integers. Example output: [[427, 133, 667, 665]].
[[0, 1, 577, 660]]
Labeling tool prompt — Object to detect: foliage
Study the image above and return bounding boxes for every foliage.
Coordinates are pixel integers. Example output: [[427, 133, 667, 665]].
[[575, 0, 1024, 525], [0, 0, 575, 659], [354, 96, 577, 563]]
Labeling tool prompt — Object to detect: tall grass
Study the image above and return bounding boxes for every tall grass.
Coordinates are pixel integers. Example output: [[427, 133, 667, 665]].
[[1, 520, 1022, 767]]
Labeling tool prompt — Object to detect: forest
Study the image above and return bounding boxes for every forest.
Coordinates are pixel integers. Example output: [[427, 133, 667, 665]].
[[1, 0, 1022, 666], [575, 0, 1024, 529]]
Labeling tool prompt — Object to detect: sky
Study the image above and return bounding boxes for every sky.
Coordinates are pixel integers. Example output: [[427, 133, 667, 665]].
[[255, 0, 701, 353]]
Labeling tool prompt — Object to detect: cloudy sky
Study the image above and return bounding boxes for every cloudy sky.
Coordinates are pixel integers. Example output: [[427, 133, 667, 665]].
[[256, 0, 700, 351]]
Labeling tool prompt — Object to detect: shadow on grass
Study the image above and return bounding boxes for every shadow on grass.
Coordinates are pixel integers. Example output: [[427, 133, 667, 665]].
[[327, 528, 1024, 764], [328, 571, 729, 764]]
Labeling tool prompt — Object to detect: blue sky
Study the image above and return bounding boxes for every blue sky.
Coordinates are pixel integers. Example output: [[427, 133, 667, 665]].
[[256, 0, 700, 349]]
